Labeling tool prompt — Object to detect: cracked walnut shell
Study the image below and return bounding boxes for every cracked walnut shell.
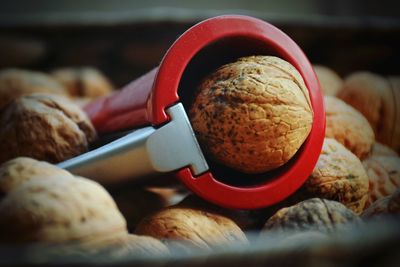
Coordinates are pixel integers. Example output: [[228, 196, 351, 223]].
[[0, 68, 66, 109], [300, 138, 369, 214], [324, 96, 374, 160], [0, 93, 96, 164], [189, 56, 313, 174], [0, 158, 127, 244], [261, 198, 361, 235], [135, 206, 248, 253]]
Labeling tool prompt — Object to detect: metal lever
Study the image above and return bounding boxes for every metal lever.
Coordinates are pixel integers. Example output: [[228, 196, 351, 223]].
[[57, 103, 209, 184]]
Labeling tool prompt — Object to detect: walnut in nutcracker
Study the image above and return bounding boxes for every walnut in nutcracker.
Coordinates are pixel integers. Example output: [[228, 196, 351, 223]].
[[0, 93, 96, 164], [299, 138, 369, 214], [0, 69, 66, 109], [362, 156, 400, 207], [261, 198, 362, 235], [324, 96, 374, 159], [51, 67, 113, 99], [135, 206, 249, 253], [313, 65, 343, 96], [337, 72, 400, 152], [189, 55, 313, 174]]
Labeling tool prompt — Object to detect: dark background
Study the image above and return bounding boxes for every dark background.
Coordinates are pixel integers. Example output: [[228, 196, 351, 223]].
[[0, 0, 399, 87]]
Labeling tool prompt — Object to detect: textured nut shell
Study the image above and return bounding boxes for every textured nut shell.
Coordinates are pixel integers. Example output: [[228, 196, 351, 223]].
[[324, 96, 374, 159], [135, 207, 248, 252], [362, 189, 400, 218], [362, 156, 400, 207], [108, 234, 170, 257], [0, 93, 96, 164], [313, 65, 343, 96], [0, 175, 127, 243], [189, 56, 313, 173], [337, 72, 395, 148], [51, 67, 113, 98], [0, 69, 66, 109], [0, 157, 73, 195], [261, 198, 361, 234], [112, 187, 176, 232], [301, 138, 369, 214], [371, 142, 398, 157]]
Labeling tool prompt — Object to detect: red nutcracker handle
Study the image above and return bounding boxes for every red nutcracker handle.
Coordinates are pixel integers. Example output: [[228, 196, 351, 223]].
[[60, 15, 325, 209]]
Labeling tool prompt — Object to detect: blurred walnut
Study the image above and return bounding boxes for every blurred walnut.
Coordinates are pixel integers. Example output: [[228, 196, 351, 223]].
[[299, 138, 369, 214], [189, 56, 313, 174], [261, 198, 361, 235], [324, 96, 374, 159], [362, 156, 400, 208], [179, 194, 269, 231], [362, 189, 400, 218], [135, 206, 248, 253], [106, 234, 170, 257], [0, 93, 96, 164], [0, 157, 73, 195], [337, 72, 400, 152], [0, 158, 127, 245], [0, 69, 66, 109], [51, 67, 113, 99], [313, 65, 343, 96], [370, 142, 398, 157], [112, 187, 186, 232]]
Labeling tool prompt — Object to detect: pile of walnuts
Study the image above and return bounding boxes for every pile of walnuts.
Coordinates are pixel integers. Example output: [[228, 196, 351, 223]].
[[0, 60, 399, 259]]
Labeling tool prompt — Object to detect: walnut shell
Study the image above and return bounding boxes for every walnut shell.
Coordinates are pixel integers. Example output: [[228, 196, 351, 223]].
[[370, 142, 398, 157], [0, 157, 73, 195], [313, 65, 343, 96], [51, 67, 113, 99], [299, 138, 369, 214], [324, 96, 374, 159], [135, 206, 248, 252], [0, 158, 127, 244], [0, 93, 96, 164], [189, 55, 313, 174], [362, 156, 400, 208], [337, 72, 399, 152], [362, 189, 400, 218], [261, 198, 361, 234], [0, 69, 66, 109], [112, 187, 185, 232], [107, 234, 170, 257]]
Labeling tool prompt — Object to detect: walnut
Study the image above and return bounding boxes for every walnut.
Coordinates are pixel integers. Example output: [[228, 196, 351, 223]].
[[298, 138, 369, 214], [313, 65, 343, 96], [0, 69, 66, 109], [51, 67, 113, 99], [135, 206, 248, 253], [371, 142, 398, 157], [0, 158, 127, 244], [362, 189, 400, 218], [0, 93, 96, 164], [324, 96, 374, 159], [107, 234, 170, 257], [337, 72, 400, 152], [112, 187, 185, 232], [189, 55, 313, 174], [261, 198, 362, 234], [362, 156, 400, 208]]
